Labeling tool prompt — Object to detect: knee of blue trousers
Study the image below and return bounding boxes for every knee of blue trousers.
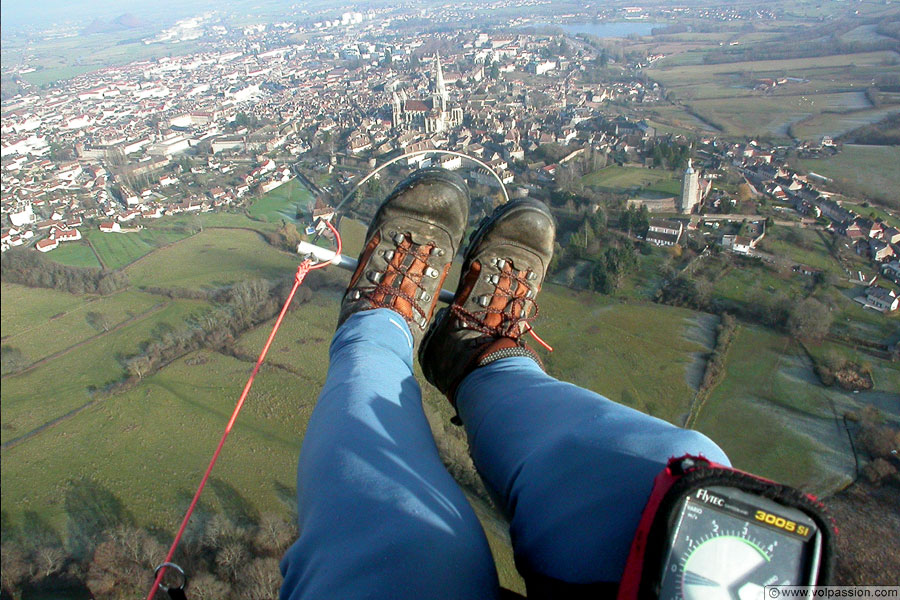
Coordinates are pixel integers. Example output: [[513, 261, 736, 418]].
[[279, 518, 500, 600], [331, 308, 415, 367], [509, 426, 729, 585]]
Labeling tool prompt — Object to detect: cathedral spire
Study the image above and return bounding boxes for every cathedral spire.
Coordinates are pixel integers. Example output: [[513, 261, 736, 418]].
[[434, 52, 448, 111]]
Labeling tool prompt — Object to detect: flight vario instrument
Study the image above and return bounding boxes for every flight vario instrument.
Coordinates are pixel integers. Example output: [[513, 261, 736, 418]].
[[618, 456, 835, 600]]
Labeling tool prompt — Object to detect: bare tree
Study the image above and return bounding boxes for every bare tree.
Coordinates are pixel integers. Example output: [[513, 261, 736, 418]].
[[125, 355, 152, 380], [787, 297, 832, 342], [1, 544, 34, 599], [35, 545, 65, 578], [237, 557, 281, 600], [86, 311, 112, 332], [215, 541, 249, 582], [203, 513, 246, 549], [189, 572, 232, 600], [253, 514, 296, 556]]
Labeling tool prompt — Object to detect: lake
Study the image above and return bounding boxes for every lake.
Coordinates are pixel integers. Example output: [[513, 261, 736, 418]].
[[528, 21, 666, 38]]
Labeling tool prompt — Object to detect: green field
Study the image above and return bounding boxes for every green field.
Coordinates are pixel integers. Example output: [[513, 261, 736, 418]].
[[1, 283, 85, 339], [5, 29, 202, 87], [44, 241, 102, 268], [248, 179, 314, 223], [693, 325, 864, 495], [643, 105, 721, 133], [650, 51, 897, 90], [709, 257, 805, 307], [804, 340, 900, 393], [841, 201, 900, 230], [3, 213, 896, 593], [0, 289, 163, 367], [791, 107, 900, 141], [533, 288, 710, 422], [582, 165, 680, 194], [646, 50, 900, 137], [688, 93, 874, 137], [125, 228, 300, 290], [799, 145, 900, 207], [756, 226, 844, 273], [234, 295, 337, 378], [1, 298, 206, 446], [86, 227, 193, 270], [19, 65, 98, 86], [164, 211, 281, 231], [815, 284, 900, 345], [1, 350, 313, 532]]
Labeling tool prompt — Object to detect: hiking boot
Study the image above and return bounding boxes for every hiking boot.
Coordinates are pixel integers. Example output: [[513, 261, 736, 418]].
[[419, 198, 556, 408], [337, 167, 469, 350]]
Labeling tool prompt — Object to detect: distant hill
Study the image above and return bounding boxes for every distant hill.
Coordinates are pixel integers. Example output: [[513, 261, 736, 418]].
[[113, 13, 144, 29], [83, 13, 145, 34]]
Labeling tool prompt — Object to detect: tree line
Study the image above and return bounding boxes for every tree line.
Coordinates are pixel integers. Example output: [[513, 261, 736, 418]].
[[1, 490, 297, 600], [120, 276, 324, 383], [838, 112, 900, 146], [1, 249, 128, 296], [655, 255, 834, 344]]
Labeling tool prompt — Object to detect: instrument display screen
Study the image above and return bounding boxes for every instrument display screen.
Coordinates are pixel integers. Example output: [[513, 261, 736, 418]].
[[657, 486, 821, 600]]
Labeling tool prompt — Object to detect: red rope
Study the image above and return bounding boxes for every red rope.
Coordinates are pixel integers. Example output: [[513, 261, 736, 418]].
[[147, 221, 341, 600]]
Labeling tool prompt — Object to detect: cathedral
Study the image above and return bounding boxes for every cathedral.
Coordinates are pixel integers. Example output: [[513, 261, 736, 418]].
[[392, 53, 464, 134]]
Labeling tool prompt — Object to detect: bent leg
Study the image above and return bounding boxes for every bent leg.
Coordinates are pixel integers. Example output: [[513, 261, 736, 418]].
[[281, 309, 498, 600], [456, 357, 729, 586]]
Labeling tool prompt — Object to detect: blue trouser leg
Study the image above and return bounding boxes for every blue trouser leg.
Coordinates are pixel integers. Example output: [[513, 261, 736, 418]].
[[280, 309, 499, 600], [456, 357, 730, 585]]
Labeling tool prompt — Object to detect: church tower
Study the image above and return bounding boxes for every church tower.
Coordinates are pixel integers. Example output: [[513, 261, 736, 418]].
[[391, 92, 403, 129], [434, 52, 448, 112], [680, 158, 700, 214]]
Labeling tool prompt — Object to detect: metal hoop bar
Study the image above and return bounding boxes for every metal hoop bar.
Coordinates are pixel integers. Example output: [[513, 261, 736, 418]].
[[333, 150, 511, 215]]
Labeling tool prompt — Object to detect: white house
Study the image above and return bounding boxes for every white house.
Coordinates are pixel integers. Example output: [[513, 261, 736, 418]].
[[865, 286, 899, 312]]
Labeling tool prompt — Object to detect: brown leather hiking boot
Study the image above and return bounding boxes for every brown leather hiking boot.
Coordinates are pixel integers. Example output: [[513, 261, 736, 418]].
[[337, 167, 469, 349], [418, 198, 556, 407]]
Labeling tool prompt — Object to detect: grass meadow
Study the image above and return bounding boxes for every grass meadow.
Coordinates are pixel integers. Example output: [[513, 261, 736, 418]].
[[2, 213, 895, 592], [791, 107, 900, 142], [581, 165, 680, 194], [1, 282, 87, 339], [248, 179, 314, 223], [709, 258, 806, 306], [649, 51, 896, 93], [756, 226, 844, 274], [1, 299, 207, 446], [646, 51, 900, 137], [0, 289, 163, 366], [125, 228, 300, 290], [163, 211, 281, 231], [533, 288, 708, 423], [19, 65, 98, 87], [692, 325, 870, 496], [43, 241, 102, 269], [86, 227, 193, 270], [841, 201, 900, 230], [798, 145, 900, 207], [0, 350, 314, 533]]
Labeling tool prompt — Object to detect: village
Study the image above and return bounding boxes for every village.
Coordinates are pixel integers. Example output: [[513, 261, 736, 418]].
[[2, 2, 899, 596], [2, 18, 898, 316]]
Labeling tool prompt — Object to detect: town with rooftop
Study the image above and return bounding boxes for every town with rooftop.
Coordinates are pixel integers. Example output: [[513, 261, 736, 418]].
[[1, 0, 898, 596]]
